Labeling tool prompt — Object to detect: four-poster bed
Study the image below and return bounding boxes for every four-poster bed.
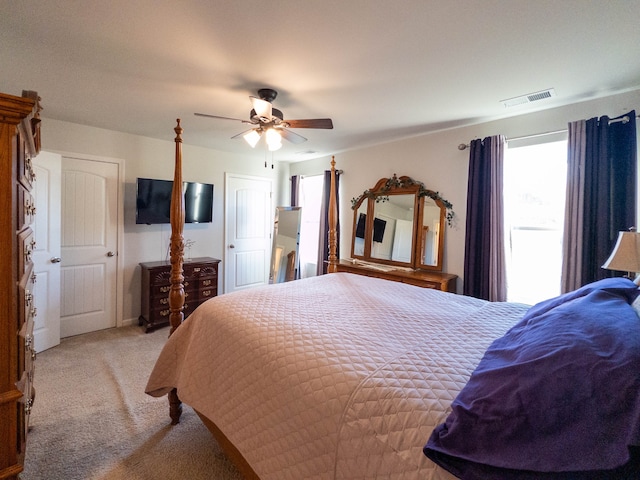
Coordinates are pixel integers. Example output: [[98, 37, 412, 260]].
[[146, 120, 640, 479]]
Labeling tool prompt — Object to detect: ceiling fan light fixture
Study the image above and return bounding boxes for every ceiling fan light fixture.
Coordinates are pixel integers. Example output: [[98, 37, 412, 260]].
[[197, 88, 333, 150], [250, 96, 272, 121], [266, 128, 282, 151], [243, 129, 261, 148]]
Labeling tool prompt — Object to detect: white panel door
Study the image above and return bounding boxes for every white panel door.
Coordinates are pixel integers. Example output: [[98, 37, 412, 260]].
[[391, 218, 413, 263], [224, 174, 272, 294], [60, 157, 119, 337], [32, 151, 62, 352]]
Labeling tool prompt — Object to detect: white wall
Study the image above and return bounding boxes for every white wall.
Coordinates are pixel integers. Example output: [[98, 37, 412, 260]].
[[39, 90, 639, 323], [41, 119, 287, 325], [291, 89, 640, 292]]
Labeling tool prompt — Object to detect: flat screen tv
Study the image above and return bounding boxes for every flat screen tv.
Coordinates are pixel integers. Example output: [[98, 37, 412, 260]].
[[136, 178, 214, 224]]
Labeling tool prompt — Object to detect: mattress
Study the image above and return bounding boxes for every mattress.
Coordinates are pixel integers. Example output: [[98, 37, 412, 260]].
[[146, 272, 528, 479]]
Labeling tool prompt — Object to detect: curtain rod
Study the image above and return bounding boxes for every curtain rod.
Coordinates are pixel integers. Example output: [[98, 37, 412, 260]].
[[296, 169, 343, 179], [457, 113, 639, 151]]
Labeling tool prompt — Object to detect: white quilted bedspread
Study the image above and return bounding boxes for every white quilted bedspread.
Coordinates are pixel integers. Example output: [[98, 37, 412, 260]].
[[146, 273, 529, 479]]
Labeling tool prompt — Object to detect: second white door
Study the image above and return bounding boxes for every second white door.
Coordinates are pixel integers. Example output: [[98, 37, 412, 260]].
[[225, 174, 272, 294]]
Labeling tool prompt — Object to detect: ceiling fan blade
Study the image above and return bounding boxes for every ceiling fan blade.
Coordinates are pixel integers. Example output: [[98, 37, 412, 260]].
[[280, 128, 307, 144], [194, 112, 254, 124], [249, 96, 272, 120], [284, 118, 333, 129]]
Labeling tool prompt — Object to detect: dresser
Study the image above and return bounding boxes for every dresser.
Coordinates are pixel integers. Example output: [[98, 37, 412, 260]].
[[336, 259, 457, 292], [139, 257, 221, 332], [0, 90, 41, 480]]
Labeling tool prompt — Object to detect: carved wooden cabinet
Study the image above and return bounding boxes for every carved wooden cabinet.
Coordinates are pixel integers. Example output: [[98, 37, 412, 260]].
[[0, 90, 41, 480], [139, 257, 221, 332]]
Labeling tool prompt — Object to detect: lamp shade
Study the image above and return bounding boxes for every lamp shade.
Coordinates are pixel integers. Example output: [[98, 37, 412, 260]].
[[243, 129, 261, 148], [265, 128, 282, 151], [602, 231, 640, 273]]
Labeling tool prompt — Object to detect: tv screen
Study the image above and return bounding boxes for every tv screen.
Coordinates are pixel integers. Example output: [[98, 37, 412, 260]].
[[136, 178, 214, 224], [373, 217, 387, 242]]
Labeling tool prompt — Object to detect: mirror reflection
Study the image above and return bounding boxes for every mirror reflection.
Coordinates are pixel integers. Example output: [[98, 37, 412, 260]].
[[370, 194, 415, 265], [353, 200, 368, 257], [419, 197, 443, 267], [269, 206, 301, 283]]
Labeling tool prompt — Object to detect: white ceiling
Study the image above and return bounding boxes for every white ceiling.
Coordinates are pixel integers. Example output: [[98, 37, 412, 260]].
[[2, 0, 639, 162]]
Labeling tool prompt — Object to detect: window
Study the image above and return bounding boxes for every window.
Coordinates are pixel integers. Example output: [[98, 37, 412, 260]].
[[504, 138, 567, 305], [298, 175, 324, 278]]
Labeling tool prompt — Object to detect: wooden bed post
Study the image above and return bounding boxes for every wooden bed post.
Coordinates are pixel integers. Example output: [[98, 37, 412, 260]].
[[327, 156, 338, 273], [168, 119, 185, 424]]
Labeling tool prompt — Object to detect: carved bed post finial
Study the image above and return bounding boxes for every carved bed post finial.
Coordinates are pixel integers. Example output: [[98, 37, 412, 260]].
[[327, 156, 338, 273], [168, 119, 185, 424]]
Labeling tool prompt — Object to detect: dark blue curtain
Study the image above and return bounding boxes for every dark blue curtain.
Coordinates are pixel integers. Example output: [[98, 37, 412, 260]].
[[463, 137, 493, 299], [290, 175, 300, 207], [581, 110, 636, 283]]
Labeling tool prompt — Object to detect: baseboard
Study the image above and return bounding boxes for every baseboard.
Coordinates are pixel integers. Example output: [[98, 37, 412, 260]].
[[120, 317, 139, 327]]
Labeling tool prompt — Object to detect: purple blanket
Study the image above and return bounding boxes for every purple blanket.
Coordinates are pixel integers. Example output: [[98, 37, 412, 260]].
[[424, 278, 640, 478]]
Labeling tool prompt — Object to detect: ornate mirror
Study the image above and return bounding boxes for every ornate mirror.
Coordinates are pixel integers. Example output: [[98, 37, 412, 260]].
[[269, 206, 301, 283], [350, 175, 451, 271]]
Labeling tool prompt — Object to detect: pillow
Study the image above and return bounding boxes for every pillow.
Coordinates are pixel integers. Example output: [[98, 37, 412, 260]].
[[424, 277, 640, 478]]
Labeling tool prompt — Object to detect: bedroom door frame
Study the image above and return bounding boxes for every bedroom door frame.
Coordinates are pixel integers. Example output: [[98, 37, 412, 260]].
[[224, 173, 273, 294]]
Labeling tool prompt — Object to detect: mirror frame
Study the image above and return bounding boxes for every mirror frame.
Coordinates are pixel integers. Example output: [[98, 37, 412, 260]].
[[269, 206, 302, 284], [350, 175, 452, 271]]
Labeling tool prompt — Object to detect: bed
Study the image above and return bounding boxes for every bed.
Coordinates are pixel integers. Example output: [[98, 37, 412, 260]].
[[145, 120, 640, 479]]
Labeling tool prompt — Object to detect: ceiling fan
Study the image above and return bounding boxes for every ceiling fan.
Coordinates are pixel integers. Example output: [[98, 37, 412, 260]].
[[195, 88, 333, 151]]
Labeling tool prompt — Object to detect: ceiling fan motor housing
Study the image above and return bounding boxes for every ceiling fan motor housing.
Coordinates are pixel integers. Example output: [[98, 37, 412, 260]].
[[250, 107, 284, 123], [257, 88, 278, 103]]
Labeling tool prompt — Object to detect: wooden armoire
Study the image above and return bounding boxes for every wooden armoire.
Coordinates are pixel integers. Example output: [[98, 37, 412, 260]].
[[0, 90, 41, 480]]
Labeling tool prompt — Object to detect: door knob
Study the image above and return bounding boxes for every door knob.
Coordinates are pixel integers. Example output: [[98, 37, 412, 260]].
[[229, 244, 235, 249], [50, 257, 62, 263], [107, 251, 116, 257]]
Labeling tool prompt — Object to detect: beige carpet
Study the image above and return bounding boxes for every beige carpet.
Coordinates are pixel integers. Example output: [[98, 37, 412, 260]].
[[22, 326, 244, 480]]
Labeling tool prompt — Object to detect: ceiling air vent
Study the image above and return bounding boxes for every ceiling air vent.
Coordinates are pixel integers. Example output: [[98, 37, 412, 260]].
[[501, 88, 556, 108]]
